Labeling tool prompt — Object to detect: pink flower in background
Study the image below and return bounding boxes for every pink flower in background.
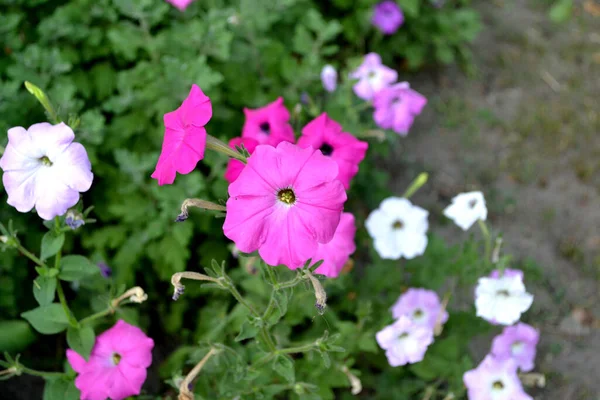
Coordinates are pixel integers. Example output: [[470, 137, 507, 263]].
[[223, 142, 346, 268], [391, 288, 448, 330], [349, 53, 397, 100], [67, 320, 154, 400], [166, 0, 194, 11], [463, 355, 532, 400], [312, 213, 357, 278], [372, 1, 404, 35], [297, 113, 368, 189], [491, 323, 539, 372], [242, 97, 295, 146], [151, 84, 212, 185], [0, 122, 93, 220], [224, 137, 260, 183], [321, 65, 338, 92], [373, 82, 427, 135], [376, 315, 433, 366]]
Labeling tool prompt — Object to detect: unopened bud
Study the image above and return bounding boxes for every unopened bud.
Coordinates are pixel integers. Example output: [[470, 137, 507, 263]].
[[111, 286, 148, 308], [341, 366, 362, 395], [0, 235, 8, 243], [305, 270, 327, 314], [65, 209, 85, 230], [176, 198, 227, 222]]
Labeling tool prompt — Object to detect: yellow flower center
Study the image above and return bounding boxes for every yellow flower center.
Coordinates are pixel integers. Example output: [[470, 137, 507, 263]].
[[112, 353, 122, 365], [277, 188, 296, 205]]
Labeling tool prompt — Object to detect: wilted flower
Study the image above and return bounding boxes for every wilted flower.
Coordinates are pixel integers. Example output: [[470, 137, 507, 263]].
[[166, 0, 194, 11], [242, 97, 295, 146], [376, 315, 434, 366], [297, 113, 368, 189], [312, 213, 357, 278], [223, 142, 346, 268], [464, 355, 533, 400], [0, 122, 93, 220], [349, 53, 397, 101], [365, 197, 429, 260], [491, 322, 539, 372], [391, 288, 448, 330], [151, 84, 212, 185], [475, 269, 534, 325], [373, 82, 427, 135], [65, 209, 85, 230], [443, 191, 488, 231], [67, 320, 154, 400], [224, 137, 259, 183], [372, 1, 404, 35], [321, 65, 338, 92]]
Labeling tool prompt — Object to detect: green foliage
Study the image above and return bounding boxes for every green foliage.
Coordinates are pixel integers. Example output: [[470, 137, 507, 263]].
[[21, 304, 70, 335]]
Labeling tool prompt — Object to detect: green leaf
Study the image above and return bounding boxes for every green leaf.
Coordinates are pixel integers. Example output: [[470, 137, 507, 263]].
[[272, 354, 295, 383], [40, 232, 65, 261], [0, 320, 36, 352], [33, 276, 57, 306], [43, 378, 80, 400], [59, 255, 98, 281], [66, 326, 95, 359], [21, 304, 70, 335], [234, 320, 259, 342], [549, 0, 572, 23], [399, 0, 420, 17]]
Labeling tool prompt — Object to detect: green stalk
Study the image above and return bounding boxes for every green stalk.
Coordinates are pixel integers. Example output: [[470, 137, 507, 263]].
[[478, 219, 492, 264]]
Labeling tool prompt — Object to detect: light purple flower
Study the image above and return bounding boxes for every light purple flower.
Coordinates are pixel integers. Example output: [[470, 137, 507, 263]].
[[373, 82, 427, 136], [349, 53, 397, 101], [372, 1, 404, 35], [391, 288, 448, 330], [0, 123, 93, 220], [321, 65, 337, 93], [65, 210, 85, 230], [97, 262, 112, 279], [491, 323, 539, 372], [376, 315, 433, 366], [464, 355, 532, 400]]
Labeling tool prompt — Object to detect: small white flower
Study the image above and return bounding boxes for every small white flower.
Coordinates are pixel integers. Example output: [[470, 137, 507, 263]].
[[475, 269, 534, 325], [320, 64, 337, 93], [365, 197, 428, 260], [443, 191, 487, 231]]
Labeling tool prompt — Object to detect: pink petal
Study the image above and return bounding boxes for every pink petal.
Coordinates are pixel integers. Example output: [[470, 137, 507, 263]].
[[314, 213, 356, 277], [53, 143, 93, 192], [33, 167, 80, 220], [108, 363, 146, 400], [2, 169, 38, 213], [29, 122, 75, 161], [66, 349, 87, 373], [224, 137, 259, 183]]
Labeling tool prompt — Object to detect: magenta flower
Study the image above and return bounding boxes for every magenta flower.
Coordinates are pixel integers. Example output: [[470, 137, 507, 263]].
[[151, 84, 212, 186], [166, 0, 194, 10], [391, 288, 448, 330], [372, 1, 404, 35], [312, 213, 357, 278], [464, 355, 532, 400], [0, 122, 93, 220], [241, 97, 295, 146], [373, 82, 427, 135], [349, 53, 397, 100], [67, 320, 154, 400], [223, 142, 346, 268], [297, 113, 368, 189], [224, 137, 260, 183], [491, 323, 539, 372], [376, 315, 433, 366]]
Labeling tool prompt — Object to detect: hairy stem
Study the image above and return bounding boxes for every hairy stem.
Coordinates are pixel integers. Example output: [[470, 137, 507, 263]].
[[55, 279, 78, 327]]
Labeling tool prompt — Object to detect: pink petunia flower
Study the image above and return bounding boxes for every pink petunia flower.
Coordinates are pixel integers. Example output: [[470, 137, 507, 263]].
[[391, 288, 448, 330], [463, 355, 533, 400], [376, 315, 433, 366], [373, 82, 427, 136], [151, 84, 212, 186], [312, 213, 357, 278], [349, 53, 397, 101], [166, 0, 194, 11], [491, 322, 539, 372], [297, 113, 368, 189], [372, 1, 404, 35], [67, 320, 154, 400], [224, 137, 260, 183], [241, 97, 295, 146], [223, 142, 347, 268], [0, 122, 93, 220]]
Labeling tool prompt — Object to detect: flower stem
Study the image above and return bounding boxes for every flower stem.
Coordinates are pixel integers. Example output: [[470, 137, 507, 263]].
[[178, 348, 219, 400], [402, 172, 428, 199], [20, 366, 66, 378], [477, 219, 492, 264], [79, 308, 113, 326], [16, 244, 45, 267], [206, 135, 247, 163], [276, 342, 316, 355], [55, 279, 78, 327], [276, 275, 304, 290]]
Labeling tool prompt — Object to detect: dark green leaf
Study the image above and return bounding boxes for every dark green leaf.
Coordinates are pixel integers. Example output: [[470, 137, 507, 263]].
[[234, 320, 259, 342], [59, 255, 98, 281], [43, 378, 80, 400], [272, 354, 295, 383], [21, 304, 70, 335], [66, 326, 95, 359], [40, 232, 65, 261], [0, 320, 36, 352], [33, 276, 56, 306]]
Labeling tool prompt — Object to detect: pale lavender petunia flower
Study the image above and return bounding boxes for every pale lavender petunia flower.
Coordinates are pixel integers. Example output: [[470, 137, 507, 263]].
[[373, 82, 427, 135], [349, 53, 397, 101], [321, 65, 338, 93], [0, 123, 93, 220], [464, 355, 533, 400], [491, 323, 539, 372], [376, 315, 433, 366], [372, 1, 404, 35], [391, 288, 448, 330]]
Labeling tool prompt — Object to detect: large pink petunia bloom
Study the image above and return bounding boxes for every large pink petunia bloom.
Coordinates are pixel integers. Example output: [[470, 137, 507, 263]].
[[312, 213, 357, 278], [223, 142, 347, 268], [166, 0, 194, 10], [67, 320, 154, 400], [224, 137, 260, 183], [0, 122, 93, 220], [349, 53, 397, 101], [373, 82, 427, 136], [241, 97, 295, 146], [372, 1, 404, 35], [151, 84, 212, 185], [297, 113, 368, 189]]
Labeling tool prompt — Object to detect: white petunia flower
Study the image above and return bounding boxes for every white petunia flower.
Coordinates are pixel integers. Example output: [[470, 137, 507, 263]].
[[475, 269, 534, 325], [365, 197, 428, 260], [443, 191, 487, 231], [320, 65, 338, 93]]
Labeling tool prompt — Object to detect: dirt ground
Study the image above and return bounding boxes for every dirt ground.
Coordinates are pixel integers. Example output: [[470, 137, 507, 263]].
[[388, 0, 600, 398]]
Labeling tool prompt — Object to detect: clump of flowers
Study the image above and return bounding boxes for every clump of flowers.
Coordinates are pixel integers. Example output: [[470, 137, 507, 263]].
[[373, 82, 427, 135], [376, 316, 434, 366], [443, 191, 488, 231], [242, 97, 295, 146], [372, 1, 404, 35]]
